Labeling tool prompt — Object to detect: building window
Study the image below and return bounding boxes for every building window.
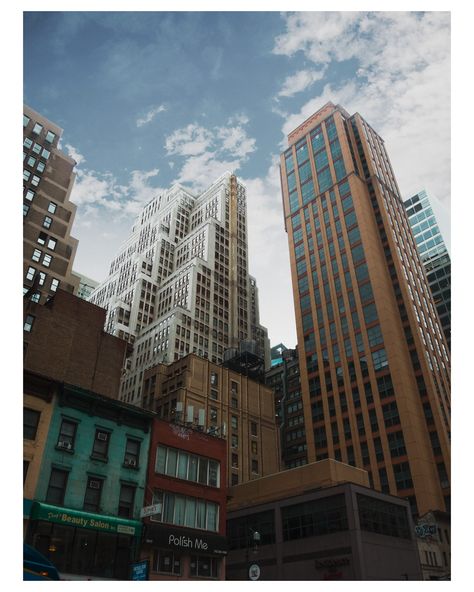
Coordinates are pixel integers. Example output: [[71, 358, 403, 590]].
[[393, 461, 413, 490], [38, 272, 46, 286], [42, 253, 52, 267], [51, 278, 60, 292], [36, 161, 46, 173], [43, 216, 53, 229], [42, 148, 51, 160], [24, 314, 35, 332], [190, 555, 218, 579], [251, 460, 259, 474], [25, 189, 35, 201], [32, 122, 43, 135], [32, 142, 42, 154], [210, 388, 218, 400], [155, 445, 220, 487], [231, 396, 238, 409], [57, 419, 77, 451], [153, 550, 181, 575], [23, 169, 31, 182], [27, 155, 36, 168], [118, 483, 136, 518], [32, 249, 41, 262], [45, 468, 69, 505], [45, 130, 56, 143], [210, 372, 218, 386], [23, 114, 30, 127], [124, 438, 141, 468], [231, 473, 239, 486], [47, 237, 57, 250], [37, 232, 47, 245], [231, 434, 238, 448], [282, 494, 348, 541], [83, 477, 104, 512], [23, 203, 30, 217], [357, 494, 411, 538], [231, 415, 238, 430], [23, 407, 41, 440], [251, 441, 258, 454], [250, 421, 258, 436], [152, 490, 219, 532], [31, 175, 41, 187], [48, 201, 57, 214], [232, 453, 238, 468], [91, 429, 111, 460]]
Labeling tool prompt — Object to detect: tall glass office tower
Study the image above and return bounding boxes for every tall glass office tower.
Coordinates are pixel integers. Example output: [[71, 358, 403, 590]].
[[404, 190, 451, 349], [279, 102, 450, 517]]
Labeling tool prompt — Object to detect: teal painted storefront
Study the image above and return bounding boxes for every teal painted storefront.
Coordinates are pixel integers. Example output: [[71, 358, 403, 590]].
[[25, 384, 154, 579]]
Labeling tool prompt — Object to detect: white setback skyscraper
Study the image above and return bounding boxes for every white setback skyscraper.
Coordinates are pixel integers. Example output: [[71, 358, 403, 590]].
[[89, 172, 270, 406]]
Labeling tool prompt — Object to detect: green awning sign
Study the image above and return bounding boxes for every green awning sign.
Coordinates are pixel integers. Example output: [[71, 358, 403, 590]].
[[30, 503, 141, 537]]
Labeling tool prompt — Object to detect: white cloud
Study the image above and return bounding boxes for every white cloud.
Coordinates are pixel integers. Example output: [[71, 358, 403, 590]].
[[165, 124, 214, 156], [277, 68, 327, 98], [274, 11, 451, 216], [65, 143, 86, 166], [136, 104, 167, 127]]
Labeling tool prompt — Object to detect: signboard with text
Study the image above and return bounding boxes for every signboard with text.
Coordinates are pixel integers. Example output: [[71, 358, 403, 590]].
[[130, 560, 149, 581], [145, 523, 228, 556]]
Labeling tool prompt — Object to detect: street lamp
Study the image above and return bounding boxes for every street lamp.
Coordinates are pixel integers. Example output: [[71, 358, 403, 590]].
[[246, 529, 261, 580]]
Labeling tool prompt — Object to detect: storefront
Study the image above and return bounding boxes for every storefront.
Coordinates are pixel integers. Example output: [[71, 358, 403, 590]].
[[26, 502, 142, 580], [141, 523, 228, 580]]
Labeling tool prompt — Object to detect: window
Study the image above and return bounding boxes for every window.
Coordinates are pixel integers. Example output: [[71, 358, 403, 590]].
[[231, 434, 238, 448], [231, 415, 238, 430], [252, 460, 259, 473], [43, 216, 53, 229], [152, 490, 219, 531], [83, 476, 104, 512], [42, 253, 52, 267], [210, 372, 218, 386], [155, 445, 220, 487], [32, 142, 41, 154], [232, 453, 238, 468], [92, 429, 111, 460], [372, 348, 388, 371], [393, 462, 413, 490], [282, 494, 348, 541], [25, 189, 35, 201], [32, 122, 43, 134], [47, 237, 57, 250], [36, 161, 46, 173], [32, 249, 41, 262], [250, 421, 258, 436], [357, 494, 410, 538], [57, 419, 77, 451], [388, 431, 407, 458], [210, 388, 218, 400], [24, 408, 41, 440], [45, 130, 56, 143], [118, 483, 136, 518], [48, 202, 57, 214], [24, 137, 33, 149], [31, 175, 41, 187], [383, 401, 400, 427], [124, 438, 141, 468], [251, 441, 258, 454], [42, 148, 51, 160], [27, 155, 36, 168], [50, 278, 60, 292], [45, 468, 69, 505], [38, 272, 46, 286], [23, 114, 30, 127], [24, 314, 35, 332], [190, 555, 218, 578], [23, 203, 30, 217], [37, 232, 47, 245], [153, 550, 181, 575], [23, 169, 31, 181]]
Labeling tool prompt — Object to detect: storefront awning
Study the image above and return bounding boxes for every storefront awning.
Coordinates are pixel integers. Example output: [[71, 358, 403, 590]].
[[30, 502, 142, 537]]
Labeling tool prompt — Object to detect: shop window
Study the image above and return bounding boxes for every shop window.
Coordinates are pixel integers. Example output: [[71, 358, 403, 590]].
[[190, 555, 218, 578], [153, 550, 181, 575], [23, 407, 40, 440]]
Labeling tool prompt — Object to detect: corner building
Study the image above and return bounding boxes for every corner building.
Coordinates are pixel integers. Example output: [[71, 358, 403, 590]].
[[279, 102, 450, 517], [89, 172, 270, 407], [23, 106, 80, 303]]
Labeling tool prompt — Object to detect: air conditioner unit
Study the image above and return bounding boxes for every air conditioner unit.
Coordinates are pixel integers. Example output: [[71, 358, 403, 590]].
[[57, 441, 72, 450], [125, 458, 137, 467], [89, 480, 101, 489], [97, 432, 108, 441]]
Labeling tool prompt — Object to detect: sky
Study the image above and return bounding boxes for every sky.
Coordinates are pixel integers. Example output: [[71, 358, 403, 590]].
[[23, 9, 452, 349]]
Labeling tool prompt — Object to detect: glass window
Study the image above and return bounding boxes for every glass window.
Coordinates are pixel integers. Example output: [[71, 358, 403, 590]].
[[154, 550, 181, 575], [124, 438, 141, 468], [32, 248, 41, 262], [45, 130, 56, 143], [92, 429, 110, 459], [357, 494, 410, 538], [48, 202, 57, 214], [23, 203, 30, 217], [32, 122, 43, 135], [190, 555, 218, 578], [43, 216, 53, 229], [25, 189, 35, 201], [36, 161, 46, 173], [24, 137, 33, 149], [27, 156, 36, 168], [23, 169, 31, 181], [372, 348, 388, 370], [46, 468, 69, 505], [26, 266, 36, 281], [47, 237, 57, 250], [57, 419, 77, 450], [31, 175, 41, 187], [118, 484, 136, 518], [24, 407, 41, 440], [83, 477, 104, 512], [23, 114, 30, 127], [24, 314, 35, 332], [51, 278, 60, 292], [42, 253, 52, 268], [42, 148, 51, 160]]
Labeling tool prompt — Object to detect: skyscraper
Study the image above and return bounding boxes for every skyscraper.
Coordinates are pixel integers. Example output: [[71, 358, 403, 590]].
[[279, 102, 450, 517], [404, 190, 451, 349], [23, 106, 80, 303], [90, 172, 270, 406]]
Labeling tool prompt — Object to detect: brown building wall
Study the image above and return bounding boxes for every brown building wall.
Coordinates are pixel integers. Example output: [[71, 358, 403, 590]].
[[24, 290, 127, 399]]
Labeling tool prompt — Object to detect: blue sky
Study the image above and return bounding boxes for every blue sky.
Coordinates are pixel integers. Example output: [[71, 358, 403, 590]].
[[23, 10, 451, 347]]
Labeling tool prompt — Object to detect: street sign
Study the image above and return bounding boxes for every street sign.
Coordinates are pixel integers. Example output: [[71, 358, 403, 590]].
[[248, 563, 261, 580], [140, 503, 162, 518], [130, 560, 148, 581]]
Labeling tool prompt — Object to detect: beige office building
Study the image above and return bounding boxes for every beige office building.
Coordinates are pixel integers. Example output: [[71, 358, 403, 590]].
[[279, 102, 450, 518]]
